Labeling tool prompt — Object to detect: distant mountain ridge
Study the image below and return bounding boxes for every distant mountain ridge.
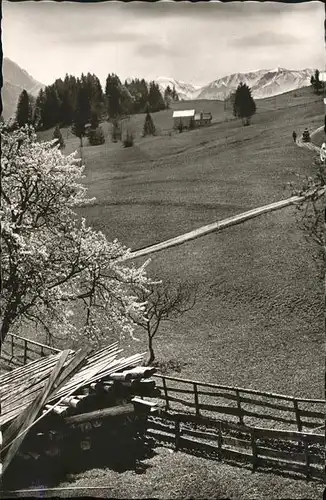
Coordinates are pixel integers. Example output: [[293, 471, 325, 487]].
[[155, 77, 201, 101], [2, 57, 45, 120], [1, 59, 316, 120], [156, 67, 315, 101]]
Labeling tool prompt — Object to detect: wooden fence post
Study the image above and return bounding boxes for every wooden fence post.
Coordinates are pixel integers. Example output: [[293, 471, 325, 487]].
[[303, 436, 310, 480], [235, 389, 244, 425], [0, 399, 2, 480], [217, 421, 223, 461], [193, 383, 200, 417], [23, 340, 28, 365], [251, 429, 258, 472], [162, 377, 170, 410], [175, 417, 180, 452], [293, 399, 302, 432]]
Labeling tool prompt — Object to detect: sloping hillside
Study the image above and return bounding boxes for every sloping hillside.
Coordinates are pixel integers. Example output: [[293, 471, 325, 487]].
[[2, 58, 45, 120], [37, 88, 324, 399]]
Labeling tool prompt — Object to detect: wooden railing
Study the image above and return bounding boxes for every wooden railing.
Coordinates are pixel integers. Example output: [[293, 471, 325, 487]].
[[0, 333, 61, 370], [147, 412, 325, 481], [154, 375, 325, 433]]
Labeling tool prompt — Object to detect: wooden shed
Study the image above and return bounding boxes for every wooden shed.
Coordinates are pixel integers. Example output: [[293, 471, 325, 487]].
[[194, 111, 212, 127], [173, 109, 195, 130]]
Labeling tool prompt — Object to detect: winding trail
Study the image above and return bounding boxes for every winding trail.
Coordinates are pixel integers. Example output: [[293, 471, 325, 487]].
[[296, 125, 323, 153], [126, 127, 324, 261]]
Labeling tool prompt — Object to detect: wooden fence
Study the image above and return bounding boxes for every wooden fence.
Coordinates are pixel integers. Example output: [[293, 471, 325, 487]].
[[0, 333, 61, 370], [147, 412, 325, 481], [154, 375, 325, 433]]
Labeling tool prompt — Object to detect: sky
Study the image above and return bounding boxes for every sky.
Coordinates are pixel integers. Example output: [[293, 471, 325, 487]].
[[2, 1, 325, 87]]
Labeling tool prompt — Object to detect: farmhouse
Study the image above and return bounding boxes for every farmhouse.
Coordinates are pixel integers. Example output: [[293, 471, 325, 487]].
[[194, 111, 212, 127], [173, 109, 195, 129], [173, 109, 212, 129]]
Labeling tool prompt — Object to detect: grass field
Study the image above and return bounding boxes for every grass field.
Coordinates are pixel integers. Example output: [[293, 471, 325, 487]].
[[28, 87, 326, 498], [37, 86, 325, 402], [55, 447, 323, 499]]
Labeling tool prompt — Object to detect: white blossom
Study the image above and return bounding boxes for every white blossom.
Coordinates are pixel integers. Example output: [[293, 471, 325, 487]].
[[0, 125, 152, 347]]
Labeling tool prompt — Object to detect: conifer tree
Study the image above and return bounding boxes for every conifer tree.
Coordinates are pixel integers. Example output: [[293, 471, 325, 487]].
[[233, 82, 256, 126], [16, 90, 33, 127], [148, 82, 165, 112], [72, 82, 91, 147], [172, 86, 179, 101], [142, 111, 156, 137], [123, 129, 134, 148], [164, 86, 172, 108], [52, 125, 65, 150], [42, 86, 61, 129], [60, 89, 74, 127], [310, 69, 323, 95], [105, 74, 123, 119], [33, 88, 46, 130], [90, 111, 99, 130], [88, 125, 105, 146], [111, 119, 121, 142]]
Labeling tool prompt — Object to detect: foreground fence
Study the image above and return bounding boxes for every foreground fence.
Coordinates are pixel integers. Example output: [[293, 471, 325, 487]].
[[147, 412, 325, 481], [154, 375, 325, 433], [0, 333, 61, 370]]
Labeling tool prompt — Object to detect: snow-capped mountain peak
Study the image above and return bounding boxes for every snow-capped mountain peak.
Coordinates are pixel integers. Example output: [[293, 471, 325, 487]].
[[157, 68, 315, 101], [155, 76, 201, 100]]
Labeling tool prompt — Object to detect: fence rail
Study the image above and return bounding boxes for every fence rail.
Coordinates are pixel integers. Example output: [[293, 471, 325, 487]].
[[147, 412, 325, 481], [0, 334, 61, 370], [154, 375, 325, 433]]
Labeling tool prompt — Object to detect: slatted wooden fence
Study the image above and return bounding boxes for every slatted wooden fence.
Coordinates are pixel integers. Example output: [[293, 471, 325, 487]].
[[147, 412, 325, 481], [154, 375, 325, 433], [0, 333, 61, 370]]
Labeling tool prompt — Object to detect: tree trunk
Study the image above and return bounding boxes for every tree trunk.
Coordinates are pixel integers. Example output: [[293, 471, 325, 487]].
[[0, 292, 20, 348], [0, 317, 11, 348], [79, 138, 84, 161], [146, 335, 155, 366]]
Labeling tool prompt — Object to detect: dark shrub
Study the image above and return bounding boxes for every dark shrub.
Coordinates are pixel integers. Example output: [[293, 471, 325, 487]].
[[88, 126, 105, 146], [123, 130, 134, 148]]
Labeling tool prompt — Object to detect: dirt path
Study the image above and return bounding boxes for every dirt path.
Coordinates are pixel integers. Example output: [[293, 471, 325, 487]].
[[295, 126, 322, 154], [127, 127, 324, 260]]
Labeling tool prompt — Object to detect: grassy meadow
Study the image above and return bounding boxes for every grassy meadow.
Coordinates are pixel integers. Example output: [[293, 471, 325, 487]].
[[38, 87, 325, 399], [57, 447, 324, 499]]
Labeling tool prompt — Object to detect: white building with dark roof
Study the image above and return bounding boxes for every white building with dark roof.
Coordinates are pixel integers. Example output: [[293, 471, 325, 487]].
[[173, 109, 195, 129], [173, 109, 212, 129]]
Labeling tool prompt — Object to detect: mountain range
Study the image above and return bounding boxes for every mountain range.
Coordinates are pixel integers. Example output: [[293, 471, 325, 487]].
[[156, 67, 315, 101], [2, 58, 45, 120], [1, 58, 316, 120]]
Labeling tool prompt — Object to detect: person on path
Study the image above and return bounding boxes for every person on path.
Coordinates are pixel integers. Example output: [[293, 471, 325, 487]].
[[292, 131, 297, 143]]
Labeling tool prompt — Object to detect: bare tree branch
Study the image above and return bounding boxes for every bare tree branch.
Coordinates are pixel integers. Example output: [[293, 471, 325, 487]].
[[133, 281, 197, 364]]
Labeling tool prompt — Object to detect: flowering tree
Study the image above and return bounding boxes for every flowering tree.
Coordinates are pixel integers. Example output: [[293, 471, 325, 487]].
[[0, 125, 151, 348]]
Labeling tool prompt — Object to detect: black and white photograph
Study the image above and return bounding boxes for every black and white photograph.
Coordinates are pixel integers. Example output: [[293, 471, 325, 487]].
[[0, 0, 325, 497]]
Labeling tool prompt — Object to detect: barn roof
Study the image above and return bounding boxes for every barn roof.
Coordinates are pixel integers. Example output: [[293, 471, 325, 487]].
[[173, 110, 195, 118]]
